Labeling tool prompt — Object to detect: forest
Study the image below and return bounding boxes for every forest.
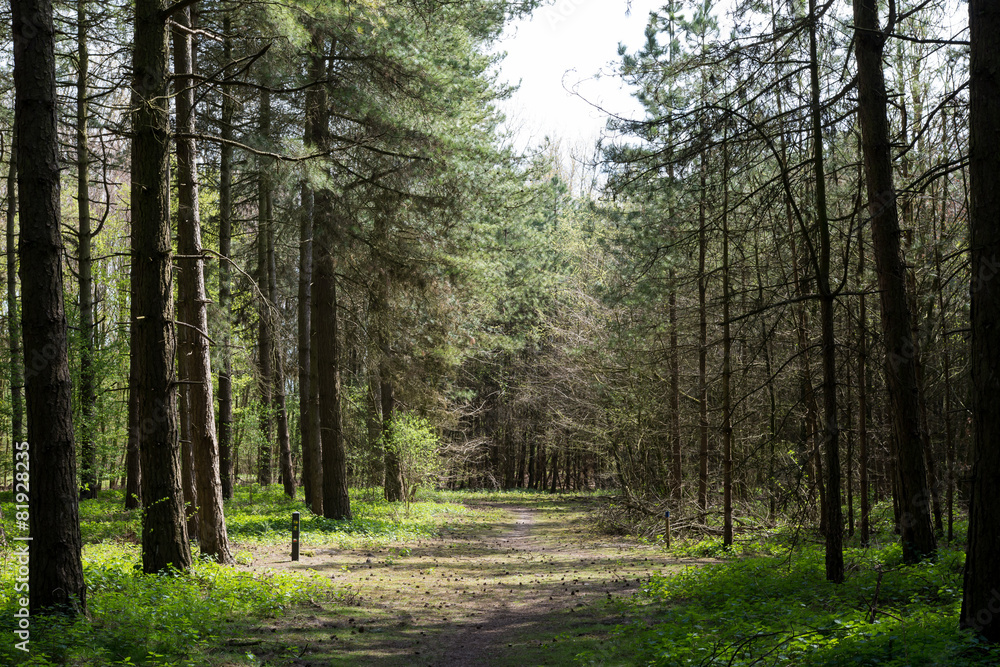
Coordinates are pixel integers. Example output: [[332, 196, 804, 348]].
[[2, 0, 1000, 663]]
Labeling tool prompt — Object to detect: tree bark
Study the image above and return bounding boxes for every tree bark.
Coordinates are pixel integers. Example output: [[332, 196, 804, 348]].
[[217, 15, 235, 500], [302, 39, 325, 511], [179, 386, 199, 537], [131, 0, 191, 574], [76, 0, 98, 501], [935, 162, 954, 543], [852, 0, 936, 563], [173, 8, 233, 563], [374, 214, 403, 502], [299, 177, 316, 504], [697, 150, 709, 517], [6, 131, 23, 473], [309, 293, 324, 513], [13, 0, 87, 612], [721, 131, 733, 548], [668, 272, 682, 503], [381, 369, 404, 501], [961, 0, 1000, 641], [809, 0, 843, 582], [268, 213, 296, 499], [549, 448, 559, 494], [366, 372, 382, 484], [855, 166, 871, 546], [256, 89, 274, 487], [315, 195, 351, 519]]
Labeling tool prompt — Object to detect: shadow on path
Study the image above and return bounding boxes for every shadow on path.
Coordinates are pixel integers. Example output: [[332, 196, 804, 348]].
[[232, 497, 700, 666]]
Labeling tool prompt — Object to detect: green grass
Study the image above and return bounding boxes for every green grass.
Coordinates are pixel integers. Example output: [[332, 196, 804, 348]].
[[0, 485, 501, 666], [3, 489, 996, 666], [1, 485, 503, 550], [420, 487, 615, 504], [0, 544, 337, 666], [582, 525, 1000, 667], [222, 485, 500, 547]]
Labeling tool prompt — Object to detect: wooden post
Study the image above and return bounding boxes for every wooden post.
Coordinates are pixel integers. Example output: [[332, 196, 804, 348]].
[[291, 511, 300, 561], [664, 510, 671, 549]]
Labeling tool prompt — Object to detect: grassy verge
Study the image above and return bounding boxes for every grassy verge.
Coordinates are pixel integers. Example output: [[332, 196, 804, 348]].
[[582, 522, 1000, 667], [0, 486, 500, 665]]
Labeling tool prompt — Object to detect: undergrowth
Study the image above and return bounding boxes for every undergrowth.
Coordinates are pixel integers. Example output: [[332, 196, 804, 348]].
[[581, 523, 999, 667], [0, 485, 501, 665], [0, 545, 336, 665]]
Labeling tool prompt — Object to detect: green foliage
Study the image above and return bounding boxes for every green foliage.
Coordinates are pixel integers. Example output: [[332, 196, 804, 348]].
[[0, 486, 500, 665], [342, 383, 384, 489], [0, 543, 333, 666], [225, 484, 478, 547], [382, 413, 443, 504], [583, 538, 1000, 667]]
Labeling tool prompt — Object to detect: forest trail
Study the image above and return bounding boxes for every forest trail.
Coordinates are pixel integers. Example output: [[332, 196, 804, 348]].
[[234, 497, 694, 666]]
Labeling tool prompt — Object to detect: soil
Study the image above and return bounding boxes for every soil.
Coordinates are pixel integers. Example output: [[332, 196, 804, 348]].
[[227, 497, 701, 666]]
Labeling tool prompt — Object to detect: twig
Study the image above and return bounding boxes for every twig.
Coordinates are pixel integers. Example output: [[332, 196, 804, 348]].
[[174, 319, 216, 345]]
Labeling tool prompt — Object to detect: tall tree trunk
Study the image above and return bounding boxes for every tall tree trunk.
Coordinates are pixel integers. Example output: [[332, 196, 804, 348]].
[[179, 387, 198, 537], [374, 215, 404, 502], [777, 80, 823, 529], [845, 367, 855, 537], [721, 132, 733, 548], [299, 177, 316, 505], [381, 367, 404, 501], [315, 195, 351, 519], [309, 296, 323, 512], [268, 215, 295, 499], [77, 0, 98, 501], [935, 163, 955, 543], [899, 65, 945, 538], [132, 0, 191, 574], [697, 151, 709, 517], [527, 436, 536, 489], [857, 185, 871, 546], [852, 0, 936, 563], [669, 273, 681, 503], [665, 11, 682, 506], [13, 0, 87, 612], [810, 0, 843, 582], [256, 89, 274, 487], [366, 372, 381, 483], [308, 59, 348, 517], [217, 15, 235, 500], [173, 9, 233, 563], [302, 41, 325, 512], [549, 448, 559, 494], [791, 224, 823, 526], [298, 78, 316, 503], [6, 131, 23, 472], [517, 438, 527, 488], [755, 238, 779, 521], [961, 0, 1000, 641]]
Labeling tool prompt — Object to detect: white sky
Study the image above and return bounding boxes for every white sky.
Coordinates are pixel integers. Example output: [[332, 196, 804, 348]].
[[493, 0, 665, 154]]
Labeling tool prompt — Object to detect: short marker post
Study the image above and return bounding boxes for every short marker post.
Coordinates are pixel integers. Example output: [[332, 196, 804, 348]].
[[292, 511, 300, 561], [664, 510, 671, 549]]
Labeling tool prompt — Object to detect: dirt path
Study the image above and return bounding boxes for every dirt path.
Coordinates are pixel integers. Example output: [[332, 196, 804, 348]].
[[233, 499, 695, 666]]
